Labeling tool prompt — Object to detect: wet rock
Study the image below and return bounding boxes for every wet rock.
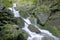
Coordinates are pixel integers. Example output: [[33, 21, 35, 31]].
[[29, 15, 37, 25], [28, 25, 40, 34]]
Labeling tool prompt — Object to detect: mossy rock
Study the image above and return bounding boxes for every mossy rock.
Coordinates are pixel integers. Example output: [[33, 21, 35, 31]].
[[32, 5, 51, 25], [29, 15, 37, 25], [28, 25, 40, 34], [43, 22, 60, 37], [42, 36, 55, 40]]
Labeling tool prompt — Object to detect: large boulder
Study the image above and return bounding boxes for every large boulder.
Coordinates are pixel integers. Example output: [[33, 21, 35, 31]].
[[32, 5, 51, 25]]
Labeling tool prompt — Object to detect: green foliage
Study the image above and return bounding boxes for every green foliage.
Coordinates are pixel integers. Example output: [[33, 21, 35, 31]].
[[0, 24, 19, 40], [15, 17, 24, 28], [17, 30, 28, 40], [0, 0, 12, 7], [19, 11, 29, 18], [0, 24, 28, 40], [0, 6, 16, 26]]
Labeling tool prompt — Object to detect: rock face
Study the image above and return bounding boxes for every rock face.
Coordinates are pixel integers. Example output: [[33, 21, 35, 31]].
[[28, 25, 40, 34]]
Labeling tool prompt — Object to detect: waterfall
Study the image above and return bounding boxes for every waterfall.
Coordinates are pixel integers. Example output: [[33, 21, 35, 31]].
[[9, 3, 60, 40], [22, 18, 44, 40], [22, 18, 59, 40]]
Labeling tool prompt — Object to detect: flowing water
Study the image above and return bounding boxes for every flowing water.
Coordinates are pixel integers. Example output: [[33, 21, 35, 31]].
[[9, 3, 60, 40]]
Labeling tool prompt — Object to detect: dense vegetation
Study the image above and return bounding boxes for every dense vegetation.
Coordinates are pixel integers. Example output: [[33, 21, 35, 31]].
[[0, 0, 60, 40]]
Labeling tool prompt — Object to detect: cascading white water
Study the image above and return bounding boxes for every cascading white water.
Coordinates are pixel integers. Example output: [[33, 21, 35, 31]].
[[9, 3, 20, 17], [9, 3, 60, 40], [22, 18, 44, 40]]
